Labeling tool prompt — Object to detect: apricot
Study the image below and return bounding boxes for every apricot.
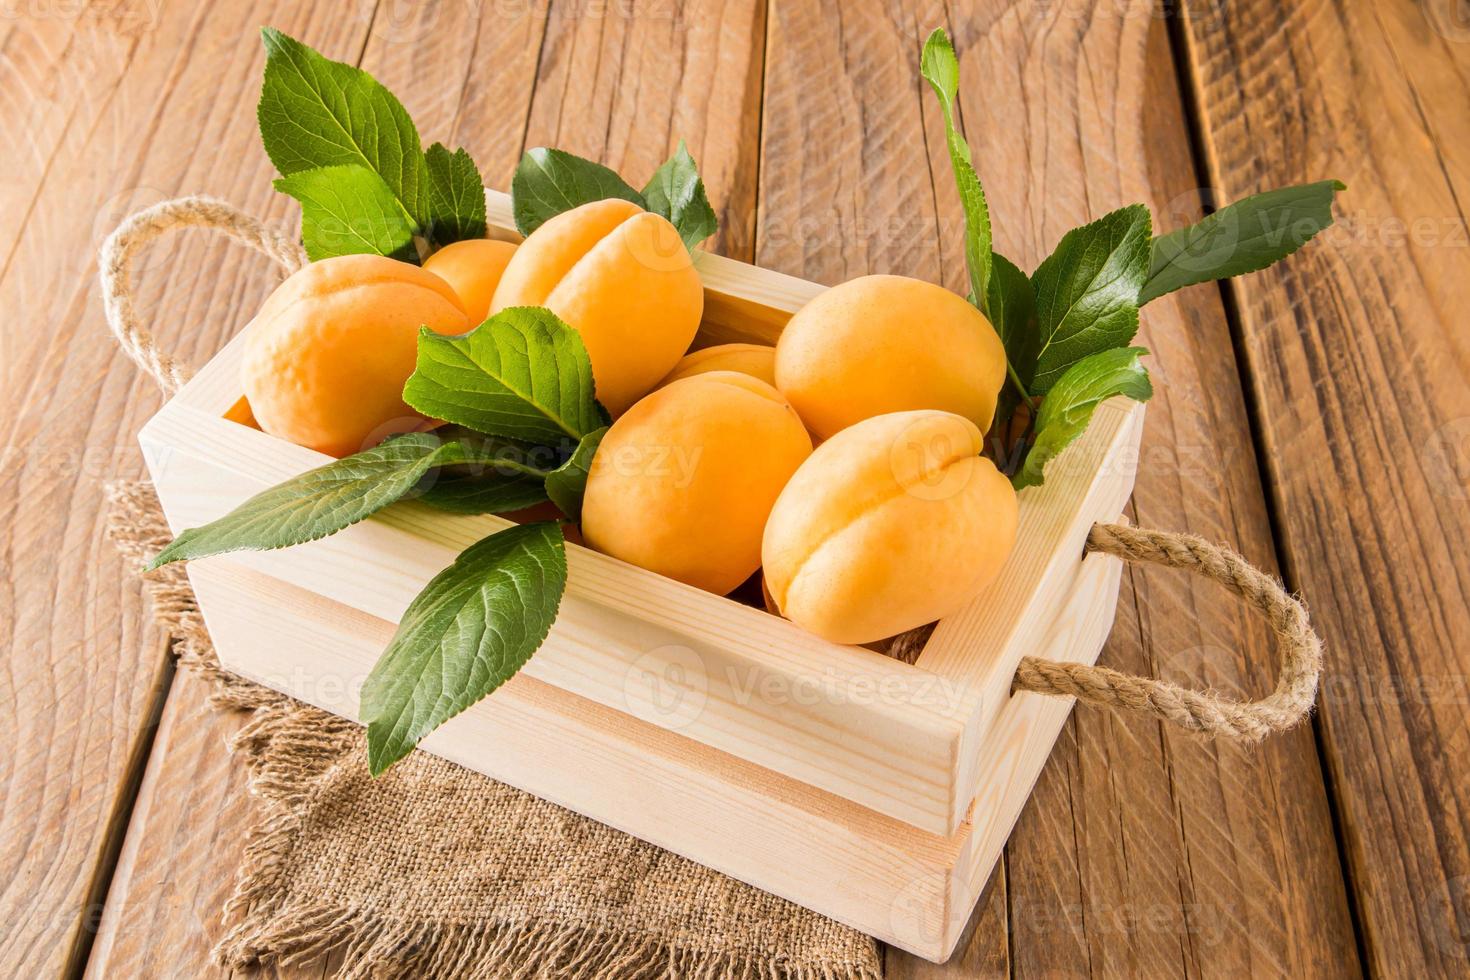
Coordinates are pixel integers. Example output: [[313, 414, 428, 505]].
[[658, 343, 776, 388], [582, 372, 812, 594], [774, 274, 1006, 440], [761, 410, 1018, 644], [491, 198, 704, 415], [422, 238, 518, 324], [242, 253, 470, 457]]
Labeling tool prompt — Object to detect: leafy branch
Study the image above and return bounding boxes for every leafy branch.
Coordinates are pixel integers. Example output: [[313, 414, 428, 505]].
[[921, 27, 1342, 489], [151, 304, 609, 773]]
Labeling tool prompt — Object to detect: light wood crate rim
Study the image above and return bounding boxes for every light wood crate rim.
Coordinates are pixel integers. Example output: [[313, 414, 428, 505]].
[[138, 189, 1144, 838]]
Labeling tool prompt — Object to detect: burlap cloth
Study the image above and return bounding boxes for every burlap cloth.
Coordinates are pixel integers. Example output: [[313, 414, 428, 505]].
[[105, 480, 883, 979]]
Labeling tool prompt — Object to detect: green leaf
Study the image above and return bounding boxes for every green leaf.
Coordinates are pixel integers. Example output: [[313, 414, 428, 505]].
[[1029, 204, 1152, 394], [642, 140, 718, 252], [258, 28, 425, 227], [1014, 347, 1153, 490], [148, 431, 514, 569], [273, 165, 418, 261], [987, 252, 1037, 425], [423, 142, 488, 247], [361, 521, 567, 775], [544, 426, 607, 524], [921, 28, 993, 317], [511, 147, 646, 237], [1140, 179, 1344, 305], [415, 433, 554, 515], [403, 306, 606, 446], [416, 469, 550, 515]]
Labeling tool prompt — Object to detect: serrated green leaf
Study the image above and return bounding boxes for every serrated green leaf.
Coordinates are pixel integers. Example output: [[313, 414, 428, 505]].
[[987, 251, 1036, 426], [273, 165, 418, 261], [424, 142, 488, 247], [403, 306, 606, 445], [921, 28, 993, 317], [1029, 204, 1152, 394], [1140, 179, 1344, 305], [415, 472, 550, 515], [416, 437, 555, 515], [148, 430, 519, 569], [544, 426, 607, 524], [258, 27, 425, 226], [511, 147, 645, 237], [1014, 347, 1153, 490], [362, 521, 567, 775], [642, 140, 717, 252]]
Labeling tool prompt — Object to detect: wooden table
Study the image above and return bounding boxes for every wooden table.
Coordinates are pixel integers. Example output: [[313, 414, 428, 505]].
[[3, 1, 1466, 976]]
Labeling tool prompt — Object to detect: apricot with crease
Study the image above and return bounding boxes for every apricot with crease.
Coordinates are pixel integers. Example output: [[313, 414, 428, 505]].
[[491, 198, 704, 415], [761, 409, 1018, 644]]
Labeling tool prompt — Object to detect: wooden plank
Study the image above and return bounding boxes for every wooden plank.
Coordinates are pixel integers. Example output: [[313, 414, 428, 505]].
[[993, 10, 1359, 978], [178, 525, 1126, 961], [70, 5, 391, 977], [1178, 1, 1470, 974], [752, 0, 1356, 973], [0, 1, 354, 974], [86, 1, 769, 974]]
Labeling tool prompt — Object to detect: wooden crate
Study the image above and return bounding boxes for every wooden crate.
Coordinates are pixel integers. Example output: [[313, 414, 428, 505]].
[[139, 191, 1144, 962]]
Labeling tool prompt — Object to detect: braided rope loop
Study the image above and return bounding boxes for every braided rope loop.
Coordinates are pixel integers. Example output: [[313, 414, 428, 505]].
[[1014, 522, 1322, 740], [99, 196, 306, 394]]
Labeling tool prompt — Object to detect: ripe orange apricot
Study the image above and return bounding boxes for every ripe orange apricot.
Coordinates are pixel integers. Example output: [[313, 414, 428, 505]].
[[657, 343, 776, 388], [762, 410, 1018, 644], [490, 199, 704, 415], [422, 238, 518, 324], [774, 274, 1006, 441], [242, 254, 470, 457], [581, 372, 813, 595]]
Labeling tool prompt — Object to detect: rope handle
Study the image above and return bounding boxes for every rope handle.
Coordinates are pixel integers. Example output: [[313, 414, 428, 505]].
[[1014, 522, 1322, 740], [99, 196, 306, 394]]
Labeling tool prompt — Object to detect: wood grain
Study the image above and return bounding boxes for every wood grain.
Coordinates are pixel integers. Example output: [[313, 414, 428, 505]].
[[971, 7, 1358, 977], [25, 0, 1456, 974], [81, 0, 769, 974], [62, 5, 387, 976], [0, 1, 345, 974], [753, 0, 1350, 973], [1179, 0, 1470, 974]]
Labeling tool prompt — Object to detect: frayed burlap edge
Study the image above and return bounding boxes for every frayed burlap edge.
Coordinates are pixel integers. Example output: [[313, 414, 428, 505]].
[[104, 480, 881, 980]]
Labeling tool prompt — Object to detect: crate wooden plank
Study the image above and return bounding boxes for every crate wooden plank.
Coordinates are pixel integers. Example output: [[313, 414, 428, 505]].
[[185, 538, 1124, 961], [143, 397, 968, 831], [1180, 1, 1470, 972]]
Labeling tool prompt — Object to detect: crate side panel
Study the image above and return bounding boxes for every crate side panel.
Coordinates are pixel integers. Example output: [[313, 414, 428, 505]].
[[145, 402, 966, 834], [188, 559, 962, 957], [935, 548, 1124, 961], [923, 402, 1144, 828]]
